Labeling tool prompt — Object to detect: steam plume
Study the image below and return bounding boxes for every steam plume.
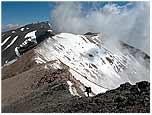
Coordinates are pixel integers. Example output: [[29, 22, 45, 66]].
[[50, 2, 150, 55]]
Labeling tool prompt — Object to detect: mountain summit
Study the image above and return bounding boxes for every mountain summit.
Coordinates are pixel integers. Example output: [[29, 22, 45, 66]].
[[1, 21, 150, 113]]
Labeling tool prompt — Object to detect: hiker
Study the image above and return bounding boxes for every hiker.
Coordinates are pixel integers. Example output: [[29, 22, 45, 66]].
[[85, 86, 92, 97]]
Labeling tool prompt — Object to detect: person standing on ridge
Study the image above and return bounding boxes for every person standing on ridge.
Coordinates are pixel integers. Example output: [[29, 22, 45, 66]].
[[85, 86, 92, 97]]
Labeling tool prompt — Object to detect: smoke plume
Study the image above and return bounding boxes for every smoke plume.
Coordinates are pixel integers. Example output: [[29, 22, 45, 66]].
[[50, 2, 150, 55]]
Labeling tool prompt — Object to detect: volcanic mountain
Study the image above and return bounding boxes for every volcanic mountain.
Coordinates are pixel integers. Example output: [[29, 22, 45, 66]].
[[1, 21, 150, 112]]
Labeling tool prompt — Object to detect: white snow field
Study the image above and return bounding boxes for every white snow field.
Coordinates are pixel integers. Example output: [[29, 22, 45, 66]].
[[34, 33, 149, 96]]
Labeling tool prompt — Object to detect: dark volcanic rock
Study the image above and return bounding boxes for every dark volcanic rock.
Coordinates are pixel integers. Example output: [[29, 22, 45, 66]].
[[2, 81, 150, 113], [55, 81, 150, 113], [1, 21, 54, 66]]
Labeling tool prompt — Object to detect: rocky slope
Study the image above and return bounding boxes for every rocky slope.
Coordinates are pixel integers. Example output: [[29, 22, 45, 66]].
[[2, 81, 150, 113]]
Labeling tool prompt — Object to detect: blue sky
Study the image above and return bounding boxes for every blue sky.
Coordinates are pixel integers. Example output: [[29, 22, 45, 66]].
[[2, 2, 54, 25], [2, 1, 131, 29]]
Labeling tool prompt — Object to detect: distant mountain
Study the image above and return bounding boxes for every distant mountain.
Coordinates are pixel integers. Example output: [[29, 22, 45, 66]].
[[1, 21, 54, 65], [1, 21, 150, 113]]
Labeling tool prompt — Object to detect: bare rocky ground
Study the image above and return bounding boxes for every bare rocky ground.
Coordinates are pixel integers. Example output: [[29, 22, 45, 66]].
[[2, 79, 150, 113], [1, 50, 150, 113]]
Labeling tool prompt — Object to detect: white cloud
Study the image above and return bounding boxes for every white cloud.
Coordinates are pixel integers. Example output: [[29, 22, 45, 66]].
[[2, 24, 23, 31], [50, 2, 150, 55]]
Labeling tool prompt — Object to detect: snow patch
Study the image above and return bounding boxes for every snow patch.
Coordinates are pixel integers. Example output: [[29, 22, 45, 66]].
[[69, 69, 107, 96], [24, 30, 37, 41], [48, 23, 52, 28], [3, 36, 18, 51], [12, 31, 16, 33], [44, 65, 49, 69], [1, 36, 11, 46], [48, 30, 52, 32], [3, 59, 17, 67], [20, 28, 24, 31], [35, 56, 46, 64], [15, 47, 21, 57], [67, 80, 79, 96], [46, 60, 65, 70], [35, 56, 64, 70]]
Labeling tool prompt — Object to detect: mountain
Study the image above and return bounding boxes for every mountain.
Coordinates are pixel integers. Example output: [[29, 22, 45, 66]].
[[2, 21, 54, 66], [1, 21, 150, 113]]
